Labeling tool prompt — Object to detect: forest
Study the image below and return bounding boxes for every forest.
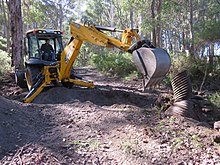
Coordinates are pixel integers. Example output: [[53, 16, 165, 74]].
[[0, 0, 220, 164]]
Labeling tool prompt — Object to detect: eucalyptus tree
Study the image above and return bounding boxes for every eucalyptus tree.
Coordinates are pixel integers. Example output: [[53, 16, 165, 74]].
[[0, 0, 10, 52], [7, 0, 23, 68]]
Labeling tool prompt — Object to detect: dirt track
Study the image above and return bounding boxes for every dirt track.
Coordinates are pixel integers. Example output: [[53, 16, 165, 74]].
[[0, 67, 220, 164]]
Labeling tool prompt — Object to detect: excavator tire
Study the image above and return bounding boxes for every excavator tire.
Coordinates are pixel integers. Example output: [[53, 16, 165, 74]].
[[15, 70, 27, 88], [132, 47, 171, 88], [25, 65, 42, 90]]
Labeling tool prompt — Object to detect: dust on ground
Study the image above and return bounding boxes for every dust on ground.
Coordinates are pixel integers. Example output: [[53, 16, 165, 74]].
[[0, 67, 220, 165]]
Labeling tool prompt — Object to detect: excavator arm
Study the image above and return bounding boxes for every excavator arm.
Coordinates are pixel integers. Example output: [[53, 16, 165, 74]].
[[69, 22, 141, 50], [59, 22, 141, 81]]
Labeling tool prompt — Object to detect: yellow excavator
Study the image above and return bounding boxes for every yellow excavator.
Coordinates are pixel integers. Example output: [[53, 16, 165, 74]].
[[15, 21, 171, 103]]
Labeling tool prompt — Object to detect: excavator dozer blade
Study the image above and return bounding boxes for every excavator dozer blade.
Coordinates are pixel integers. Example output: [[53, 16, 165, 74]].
[[132, 47, 171, 88]]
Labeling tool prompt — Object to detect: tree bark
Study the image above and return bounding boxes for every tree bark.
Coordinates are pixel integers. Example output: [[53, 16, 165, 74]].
[[189, 0, 195, 56], [4, 0, 11, 53], [1, 0, 7, 37], [7, 0, 23, 69], [110, 1, 115, 27], [209, 42, 214, 72], [130, 8, 134, 29], [182, 31, 185, 51], [156, 0, 163, 48], [167, 30, 173, 52], [151, 0, 156, 47], [59, 2, 63, 30]]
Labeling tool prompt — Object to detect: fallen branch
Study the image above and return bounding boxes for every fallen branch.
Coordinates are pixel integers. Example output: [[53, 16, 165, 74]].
[[10, 143, 31, 165]]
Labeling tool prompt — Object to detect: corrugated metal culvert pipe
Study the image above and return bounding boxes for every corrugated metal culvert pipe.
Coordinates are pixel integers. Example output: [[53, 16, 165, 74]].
[[171, 70, 192, 102], [165, 70, 198, 119]]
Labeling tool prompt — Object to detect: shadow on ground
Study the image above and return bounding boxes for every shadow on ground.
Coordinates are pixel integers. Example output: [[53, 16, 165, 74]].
[[33, 84, 159, 108]]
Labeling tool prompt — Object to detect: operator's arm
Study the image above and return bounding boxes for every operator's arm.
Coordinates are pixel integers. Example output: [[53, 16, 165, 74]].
[[41, 44, 45, 51], [49, 44, 54, 52]]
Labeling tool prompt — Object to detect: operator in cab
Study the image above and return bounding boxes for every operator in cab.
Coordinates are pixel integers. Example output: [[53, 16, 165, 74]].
[[41, 39, 54, 53], [41, 39, 55, 61]]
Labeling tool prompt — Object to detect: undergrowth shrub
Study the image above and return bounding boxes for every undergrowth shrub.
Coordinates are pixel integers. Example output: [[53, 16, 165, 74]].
[[168, 52, 220, 90], [161, 52, 193, 87], [91, 49, 137, 77], [0, 50, 11, 76], [169, 52, 193, 77], [74, 44, 94, 67], [208, 92, 220, 108], [0, 36, 7, 52]]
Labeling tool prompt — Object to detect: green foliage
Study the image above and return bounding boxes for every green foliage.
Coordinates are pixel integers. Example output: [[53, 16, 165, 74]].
[[168, 51, 220, 90], [0, 50, 11, 76], [0, 36, 10, 76], [161, 74, 172, 87], [74, 43, 93, 66], [194, 1, 220, 45], [190, 58, 207, 79], [169, 52, 193, 77], [22, 0, 76, 29], [198, 20, 220, 42], [0, 36, 7, 52], [0, 36, 7, 45], [208, 93, 220, 108], [91, 48, 137, 77], [190, 57, 220, 89]]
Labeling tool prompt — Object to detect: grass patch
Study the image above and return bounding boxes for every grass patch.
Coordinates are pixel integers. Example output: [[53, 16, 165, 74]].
[[120, 139, 139, 154], [68, 139, 101, 150]]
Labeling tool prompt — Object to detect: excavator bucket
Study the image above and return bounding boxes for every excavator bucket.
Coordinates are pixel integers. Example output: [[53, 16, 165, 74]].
[[132, 47, 171, 88]]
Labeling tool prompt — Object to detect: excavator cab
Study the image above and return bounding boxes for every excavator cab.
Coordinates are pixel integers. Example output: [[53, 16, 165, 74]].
[[15, 29, 64, 89], [26, 29, 64, 61]]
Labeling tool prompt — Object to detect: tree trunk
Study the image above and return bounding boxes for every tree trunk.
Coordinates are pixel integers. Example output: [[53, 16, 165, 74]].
[[59, 2, 63, 30], [168, 30, 173, 52], [139, 13, 144, 38], [6, 6, 10, 53], [156, 0, 162, 48], [209, 42, 214, 72], [7, 0, 23, 69], [189, 0, 194, 56], [151, 0, 156, 47], [182, 31, 185, 51], [1, 0, 7, 37], [151, 0, 157, 47], [130, 8, 134, 29], [110, 1, 115, 27]]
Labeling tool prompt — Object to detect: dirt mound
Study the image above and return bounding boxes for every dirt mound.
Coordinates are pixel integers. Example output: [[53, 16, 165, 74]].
[[0, 96, 49, 159], [33, 86, 157, 107]]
